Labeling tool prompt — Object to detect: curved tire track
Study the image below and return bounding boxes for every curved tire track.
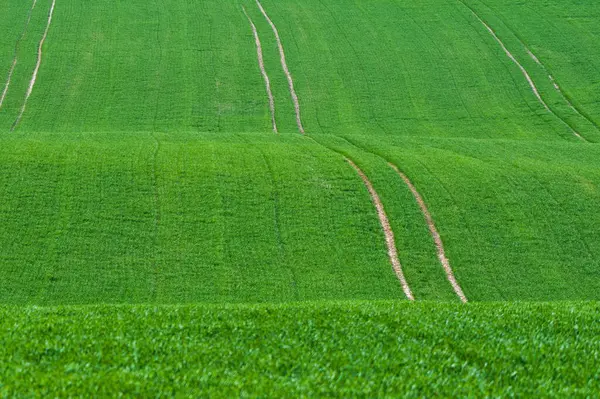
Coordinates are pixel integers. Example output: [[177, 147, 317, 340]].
[[255, 0, 304, 133], [346, 158, 414, 301], [242, 6, 278, 133], [525, 48, 600, 133], [0, 0, 38, 110], [11, 0, 56, 131], [389, 163, 468, 303], [459, 0, 585, 141]]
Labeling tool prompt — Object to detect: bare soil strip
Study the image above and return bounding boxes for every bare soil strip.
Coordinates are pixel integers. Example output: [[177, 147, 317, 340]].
[[11, 0, 55, 131], [389, 163, 468, 303], [0, 0, 38, 110], [465, 7, 586, 141], [346, 159, 414, 300], [242, 6, 278, 133], [255, 0, 305, 133]]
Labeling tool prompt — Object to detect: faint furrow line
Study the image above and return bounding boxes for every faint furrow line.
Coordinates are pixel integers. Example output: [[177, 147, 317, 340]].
[[242, 6, 277, 133], [235, 133, 299, 299], [458, 0, 585, 141], [0, 0, 38, 110], [255, 0, 304, 133], [346, 158, 414, 301], [11, 0, 56, 131], [150, 133, 162, 301], [388, 163, 468, 303]]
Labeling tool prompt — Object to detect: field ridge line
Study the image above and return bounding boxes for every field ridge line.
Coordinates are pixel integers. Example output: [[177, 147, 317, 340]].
[[460, 1, 585, 141], [242, 6, 277, 133], [346, 158, 414, 300], [389, 163, 468, 303], [0, 0, 38, 110], [11, 0, 56, 131], [255, 0, 305, 133]]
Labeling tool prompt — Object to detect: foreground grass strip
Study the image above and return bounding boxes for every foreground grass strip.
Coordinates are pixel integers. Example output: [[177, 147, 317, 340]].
[[255, 0, 305, 133], [0, 0, 38, 110], [459, 1, 585, 141], [11, 0, 56, 131], [0, 302, 599, 396], [389, 163, 467, 303], [242, 6, 277, 133], [346, 159, 414, 300]]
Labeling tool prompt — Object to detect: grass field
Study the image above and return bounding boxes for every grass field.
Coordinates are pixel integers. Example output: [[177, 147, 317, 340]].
[[1, 302, 599, 396], [1, 0, 599, 394]]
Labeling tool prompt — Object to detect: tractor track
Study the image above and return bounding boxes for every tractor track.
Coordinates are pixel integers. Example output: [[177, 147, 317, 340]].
[[346, 158, 414, 301], [388, 163, 468, 302], [0, 0, 38, 110], [11, 0, 56, 131], [458, 0, 586, 141], [255, 0, 304, 133], [242, 6, 277, 133]]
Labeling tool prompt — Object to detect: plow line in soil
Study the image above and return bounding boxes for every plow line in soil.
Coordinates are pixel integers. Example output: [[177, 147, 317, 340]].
[[346, 158, 414, 300], [255, 0, 304, 133], [242, 6, 278, 133], [0, 0, 38, 110], [11, 0, 56, 131], [389, 163, 468, 302]]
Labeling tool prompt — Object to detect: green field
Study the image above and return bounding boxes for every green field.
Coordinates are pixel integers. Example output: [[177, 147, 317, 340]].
[[1, 0, 599, 394], [1, 302, 599, 397]]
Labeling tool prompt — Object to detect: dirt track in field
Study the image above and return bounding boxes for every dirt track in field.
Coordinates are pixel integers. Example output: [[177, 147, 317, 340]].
[[11, 0, 55, 131], [389, 163, 468, 303], [464, 5, 586, 141], [243, 6, 278, 133], [526, 47, 598, 131], [255, 0, 305, 133], [347, 158, 414, 300], [475, 14, 548, 111], [0, 0, 38, 110]]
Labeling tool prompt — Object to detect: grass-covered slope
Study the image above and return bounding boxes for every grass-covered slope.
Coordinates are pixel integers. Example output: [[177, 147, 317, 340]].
[[3, 0, 596, 141], [1, 0, 600, 303], [0, 301, 598, 396], [2, 132, 600, 303], [462, 0, 600, 136], [0, 0, 273, 132], [319, 135, 600, 301], [0, 132, 414, 304], [249, 0, 596, 140]]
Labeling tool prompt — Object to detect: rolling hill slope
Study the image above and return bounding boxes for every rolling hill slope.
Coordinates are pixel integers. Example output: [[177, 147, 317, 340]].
[[1, 0, 599, 303], [1, 0, 600, 393]]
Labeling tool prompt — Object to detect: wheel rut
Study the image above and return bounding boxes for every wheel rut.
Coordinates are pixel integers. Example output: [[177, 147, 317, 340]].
[[346, 158, 414, 300], [458, 0, 586, 141], [11, 0, 56, 131], [0, 0, 38, 111], [388, 163, 468, 302], [255, 0, 304, 133], [242, 6, 277, 133]]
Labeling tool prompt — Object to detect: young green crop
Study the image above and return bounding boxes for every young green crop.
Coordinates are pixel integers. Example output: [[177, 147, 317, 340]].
[[462, 0, 600, 138], [0, 132, 411, 304], [326, 134, 600, 301], [0, 301, 598, 397]]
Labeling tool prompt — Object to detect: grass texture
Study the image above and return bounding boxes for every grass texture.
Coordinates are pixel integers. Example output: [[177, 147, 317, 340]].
[[0, 132, 410, 304], [1, 0, 600, 395], [0, 301, 599, 397]]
